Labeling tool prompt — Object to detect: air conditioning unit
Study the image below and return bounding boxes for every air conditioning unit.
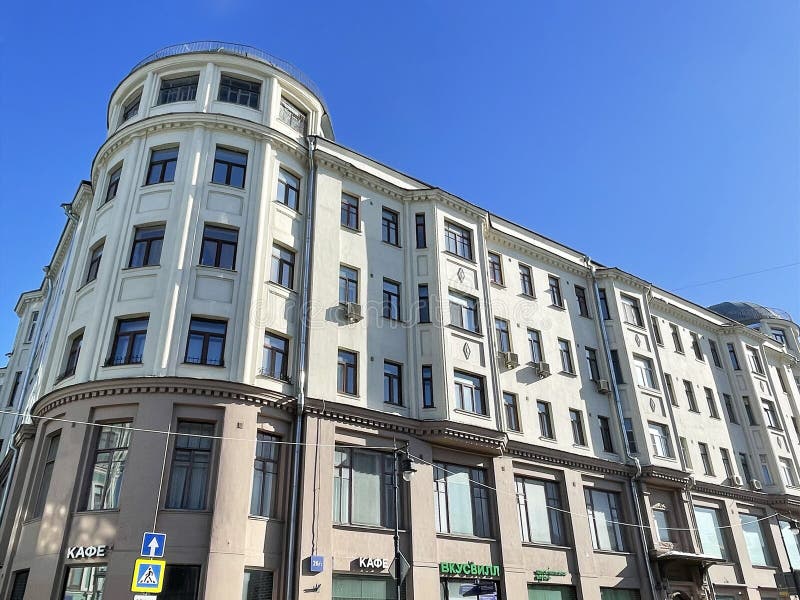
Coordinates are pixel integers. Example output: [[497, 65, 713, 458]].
[[596, 379, 611, 394], [750, 479, 763, 491], [532, 361, 551, 378], [731, 475, 744, 487], [657, 541, 675, 551], [499, 351, 519, 369], [343, 302, 363, 323]]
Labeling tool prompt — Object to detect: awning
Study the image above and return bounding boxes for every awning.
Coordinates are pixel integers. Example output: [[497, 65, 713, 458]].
[[649, 549, 728, 568]]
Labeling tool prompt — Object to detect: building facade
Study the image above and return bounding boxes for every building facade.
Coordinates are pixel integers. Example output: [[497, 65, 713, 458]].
[[0, 42, 799, 600]]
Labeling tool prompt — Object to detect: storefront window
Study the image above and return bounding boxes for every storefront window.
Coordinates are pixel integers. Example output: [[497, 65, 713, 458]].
[[693, 506, 728, 560], [585, 488, 624, 551], [600, 590, 640, 600], [740, 514, 773, 566], [63, 565, 106, 600], [441, 580, 497, 599], [528, 585, 576, 600], [332, 575, 397, 600], [242, 569, 273, 600], [515, 477, 565, 545], [333, 447, 397, 528], [434, 463, 492, 538]]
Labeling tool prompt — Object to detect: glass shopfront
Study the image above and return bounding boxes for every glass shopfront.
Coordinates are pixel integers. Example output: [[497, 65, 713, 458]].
[[332, 575, 398, 600], [62, 565, 106, 600], [440, 580, 499, 599], [528, 585, 576, 600]]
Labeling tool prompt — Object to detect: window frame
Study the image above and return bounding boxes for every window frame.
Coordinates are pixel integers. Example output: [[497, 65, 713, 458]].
[[382, 278, 401, 321], [270, 244, 296, 289], [503, 392, 521, 432], [453, 370, 486, 415], [575, 285, 590, 317], [128, 224, 165, 268], [278, 97, 307, 133], [519, 264, 534, 297], [528, 329, 544, 363], [515, 476, 566, 546], [217, 73, 261, 109], [165, 421, 215, 510], [495, 318, 511, 352], [107, 316, 148, 366], [421, 365, 434, 408], [585, 487, 625, 551], [558, 338, 575, 374], [333, 446, 399, 528], [538, 401, 554, 439], [488, 252, 504, 285], [548, 276, 564, 308], [443, 221, 473, 261], [61, 332, 83, 379], [199, 224, 238, 270], [598, 416, 615, 453], [262, 331, 290, 381], [276, 168, 300, 211], [340, 193, 360, 230], [338, 265, 359, 305], [381, 207, 400, 246], [415, 213, 427, 248], [383, 361, 403, 406], [85, 240, 104, 284], [104, 163, 123, 204], [250, 431, 279, 517], [32, 431, 61, 518], [648, 422, 673, 458], [157, 73, 199, 105], [433, 462, 492, 538], [210, 146, 247, 188], [82, 422, 132, 511], [184, 317, 227, 367], [145, 146, 179, 185], [418, 284, 430, 323], [448, 290, 480, 333], [337, 349, 358, 396], [620, 294, 643, 327], [570, 409, 587, 446], [669, 324, 684, 354]]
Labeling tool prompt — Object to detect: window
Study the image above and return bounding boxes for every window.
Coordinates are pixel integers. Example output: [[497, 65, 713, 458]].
[[495, 318, 511, 352], [337, 350, 357, 395], [166, 422, 214, 509], [704, 388, 719, 418], [85, 241, 104, 283], [740, 513, 773, 566], [122, 93, 141, 122], [422, 365, 434, 408], [558, 339, 575, 374], [762, 399, 780, 429], [218, 74, 260, 108], [600, 590, 640, 600], [679, 437, 692, 469], [278, 97, 306, 133], [699, 442, 714, 475], [243, 570, 274, 600], [772, 328, 787, 345], [690, 332, 704, 360], [570, 410, 586, 445], [270, 244, 295, 288], [720, 448, 734, 478], [520, 264, 534, 296], [443, 221, 473, 260], [415, 213, 427, 248], [683, 380, 698, 412], [63, 565, 106, 600], [743, 396, 758, 425], [62, 333, 82, 378], [488, 253, 503, 284], [669, 324, 683, 353], [333, 447, 399, 528], [104, 164, 122, 203], [9, 570, 28, 600], [32, 432, 60, 518], [108, 317, 148, 365], [145, 147, 179, 184], [338, 266, 358, 304], [598, 288, 611, 320], [434, 462, 491, 537], [129, 225, 165, 267], [694, 506, 728, 559], [781, 520, 800, 567], [653, 509, 671, 542], [548, 276, 563, 307], [382, 279, 401, 320], [200, 225, 238, 270], [381, 208, 399, 246], [161, 565, 201, 600], [184, 318, 226, 366], [449, 291, 479, 332], [516, 477, 565, 545], [274, 170, 301, 212], [723, 394, 737, 423], [575, 285, 589, 317], [333, 576, 398, 600], [418, 285, 430, 323], [585, 488, 624, 551], [211, 147, 247, 188], [24, 311, 39, 344], [664, 374, 677, 406], [585, 347, 600, 381], [383, 361, 402, 406], [651, 316, 663, 345], [340, 193, 359, 229], [454, 370, 486, 415], [727, 343, 741, 370], [746, 346, 764, 375], [620, 295, 643, 327], [624, 418, 637, 454], [760, 455, 774, 485], [779, 458, 797, 487], [649, 423, 672, 458], [740, 452, 753, 481], [84, 422, 131, 510], [157, 74, 199, 104], [538, 401, 554, 439], [262, 332, 289, 380], [250, 432, 279, 517], [708, 339, 722, 367], [503, 392, 520, 432], [777, 369, 790, 394], [610, 350, 625, 384], [598, 416, 614, 453], [633, 356, 657, 389], [528, 329, 544, 363], [6, 371, 21, 407]]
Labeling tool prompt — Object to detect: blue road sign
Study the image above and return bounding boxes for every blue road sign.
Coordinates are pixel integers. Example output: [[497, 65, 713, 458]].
[[309, 555, 324, 573], [131, 558, 165, 593], [141, 532, 166, 558]]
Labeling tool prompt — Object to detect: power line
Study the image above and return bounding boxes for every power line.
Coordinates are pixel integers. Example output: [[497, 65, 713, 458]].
[[674, 261, 800, 291]]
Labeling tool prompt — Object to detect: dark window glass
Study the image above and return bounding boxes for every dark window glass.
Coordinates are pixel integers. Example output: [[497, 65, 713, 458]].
[[665, 374, 677, 406], [746, 346, 765, 375], [339, 266, 358, 304], [6, 371, 21, 407], [599, 416, 614, 453], [9, 570, 28, 600], [418, 284, 430, 323], [63, 565, 106, 600], [504, 392, 520, 432], [62, 334, 83, 378], [624, 418, 638, 453], [105, 164, 122, 203], [434, 463, 491, 537], [278, 98, 306, 133], [33, 432, 60, 518], [337, 350, 357, 395], [84, 422, 132, 510], [762, 399, 781, 429], [166, 423, 214, 510], [146, 147, 178, 185], [495, 318, 511, 352], [200, 225, 238, 270], [449, 291, 479, 332], [520, 265, 534, 296], [516, 477, 565, 545], [598, 288, 611, 320], [251, 432, 279, 517], [721, 448, 734, 478], [575, 285, 590, 317], [528, 329, 543, 362], [488, 253, 503, 284], [723, 394, 737, 423], [740, 453, 753, 481], [684, 380, 699, 412], [108, 317, 148, 365], [161, 565, 201, 600], [86, 242, 104, 283], [122, 93, 141, 122], [454, 370, 486, 415], [538, 401, 553, 438], [340, 193, 359, 229], [262, 333, 289, 380], [422, 365, 434, 408], [157, 74, 199, 105], [570, 410, 586, 445], [558, 339, 575, 374], [276, 169, 300, 210], [211, 147, 247, 188], [610, 350, 624, 383], [383, 361, 402, 406], [705, 388, 719, 418], [586, 489, 624, 551], [585, 347, 600, 381], [243, 570, 274, 600], [699, 442, 714, 475], [333, 447, 399, 528], [129, 225, 165, 267], [218, 75, 261, 108], [651, 316, 663, 345], [727, 343, 741, 370], [25, 311, 38, 343], [381, 208, 399, 245], [670, 324, 684, 353], [415, 213, 427, 248], [620, 295, 643, 326], [443, 221, 473, 260], [382, 279, 400, 320], [184, 318, 226, 366], [743, 396, 758, 425], [691, 333, 704, 361], [270, 245, 295, 289], [548, 276, 564, 307], [709, 339, 722, 367]]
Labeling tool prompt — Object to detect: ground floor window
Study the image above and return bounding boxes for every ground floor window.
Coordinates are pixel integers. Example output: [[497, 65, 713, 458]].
[[441, 579, 499, 599], [10, 570, 29, 600], [63, 565, 106, 599], [161, 565, 201, 600], [600, 589, 641, 600], [332, 575, 398, 599], [528, 584, 576, 600], [243, 569, 274, 599]]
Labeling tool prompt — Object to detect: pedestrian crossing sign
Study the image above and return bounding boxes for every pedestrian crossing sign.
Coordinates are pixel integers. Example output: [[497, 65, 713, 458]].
[[131, 558, 166, 593]]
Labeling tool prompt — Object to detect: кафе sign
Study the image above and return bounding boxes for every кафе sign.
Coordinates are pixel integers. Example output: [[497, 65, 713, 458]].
[[66, 545, 109, 560]]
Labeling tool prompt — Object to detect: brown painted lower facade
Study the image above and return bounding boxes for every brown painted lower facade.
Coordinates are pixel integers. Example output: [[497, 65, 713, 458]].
[[0, 378, 798, 600]]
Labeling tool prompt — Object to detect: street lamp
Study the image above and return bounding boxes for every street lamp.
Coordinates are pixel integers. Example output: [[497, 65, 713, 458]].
[[394, 443, 416, 600], [777, 516, 800, 600]]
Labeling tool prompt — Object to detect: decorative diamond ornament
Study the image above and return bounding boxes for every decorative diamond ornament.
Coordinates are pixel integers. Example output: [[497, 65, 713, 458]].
[[457, 268, 466, 283], [463, 343, 471, 359]]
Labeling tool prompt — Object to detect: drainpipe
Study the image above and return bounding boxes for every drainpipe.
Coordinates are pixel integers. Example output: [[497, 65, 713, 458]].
[[585, 258, 660, 600], [284, 136, 317, 600]]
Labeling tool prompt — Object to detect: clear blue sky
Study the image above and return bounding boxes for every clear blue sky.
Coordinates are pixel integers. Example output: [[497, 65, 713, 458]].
[[1, 1, 798, 358]]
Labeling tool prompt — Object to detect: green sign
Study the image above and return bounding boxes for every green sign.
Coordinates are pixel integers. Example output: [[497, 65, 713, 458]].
[[534, 569, 567, 582], [439, 562, 501, 578]]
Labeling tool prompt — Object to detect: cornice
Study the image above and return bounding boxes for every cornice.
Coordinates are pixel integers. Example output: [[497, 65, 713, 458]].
[[484, 228, 588, 278], [640, 465, 693, 487], [313, 152, 410, 201], [506, 443, 634, 478]]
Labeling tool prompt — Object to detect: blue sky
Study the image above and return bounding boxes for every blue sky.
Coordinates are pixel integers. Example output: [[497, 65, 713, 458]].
[[1, 1, 798, 357]]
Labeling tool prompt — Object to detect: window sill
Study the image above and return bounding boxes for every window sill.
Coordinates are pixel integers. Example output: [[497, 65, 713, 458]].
[[274, 201, 302, 217], [340, 225, 362, 234], [453, 408, 491, 420], [489, 281, 505, 288], [98, 199, 115, 213], [578, 314, 592, 320], [182, 362, 226, 368], [76, 280, 98, 294], [121, 265, 161, 272], [436, 532, 495, 543], [381, 241, 402, 249], [266, 281, 296, 294], [74, 508, 120, 516], [447, 324, 482, 337], [337, 392, 360, 400], [160, 508, 213, 514], [103, 362, 144, 369], [442, 250, 476, 265], [207, 181, 246, 192], [636, 385, 661, 394], [539, 436, 557, 443], [653, 455, 677, 462], [247, 515, 284, 523], [334, 523, 407, 534], [196, 264, 237, 274], [623, 322, 646, 331], [559, 371, 577, 377], [688, 409, 701, 414], [141, 181, 175, 189], [521, 541, 572, 551], [384, 401, 406, 409], [257, 373, 292, 384], [674, 350, 685, 356], [751, 564, 778, 571], [549, 304, 566, 311], [592, 549, 632, 556], [520, 293, 536, 300]]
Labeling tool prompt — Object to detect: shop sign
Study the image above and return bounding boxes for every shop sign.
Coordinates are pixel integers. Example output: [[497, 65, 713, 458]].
[[66, 545, 108, 560], [357, 557, 390, 570], [439, 562, 501, 578], [534, 569, 567, 582]]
